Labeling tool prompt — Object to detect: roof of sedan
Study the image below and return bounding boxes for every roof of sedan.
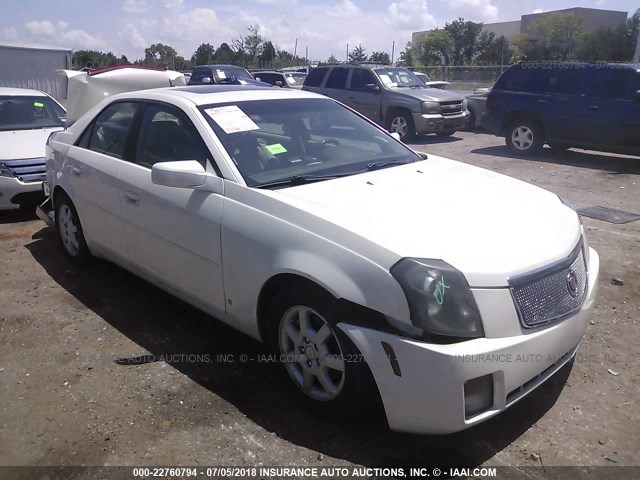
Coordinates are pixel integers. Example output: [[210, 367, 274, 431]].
[[0, 87, 48, 97], [132, 85, 323, 105]]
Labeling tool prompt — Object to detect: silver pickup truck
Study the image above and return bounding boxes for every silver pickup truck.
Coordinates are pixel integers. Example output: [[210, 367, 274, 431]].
[[303, 65, 468, 140]]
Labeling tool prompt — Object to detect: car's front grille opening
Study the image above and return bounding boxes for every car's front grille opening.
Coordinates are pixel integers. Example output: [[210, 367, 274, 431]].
[[1, 157, 47, 183], [506, 347, 575, 404], [440, 101, 463, 116], [509, 242, 587, 329]]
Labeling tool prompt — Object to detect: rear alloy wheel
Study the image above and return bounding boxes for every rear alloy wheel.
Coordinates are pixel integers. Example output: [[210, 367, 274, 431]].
[[268, 285, 375, 418], [506, 119, 544, 155], [56, 195, 90, 265], [387, 111, 415, 141]]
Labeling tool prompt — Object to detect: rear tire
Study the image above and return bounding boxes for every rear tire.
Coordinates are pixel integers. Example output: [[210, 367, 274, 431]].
[[386, 110, 415, 141], [436, 130, 455, 137], [266, 284, 375, 419], [505, 119, 544, 155], [55, 194, 90, 266]]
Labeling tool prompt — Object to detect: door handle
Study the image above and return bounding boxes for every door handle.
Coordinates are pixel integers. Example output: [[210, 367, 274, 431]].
[[536, 99, 547, 104], [125, 190, 140, 206], [588, 105, 599, 110], [71, 167, 83, 177]]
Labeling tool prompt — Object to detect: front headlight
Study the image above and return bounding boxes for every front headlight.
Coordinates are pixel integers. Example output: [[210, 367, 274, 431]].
[[462, 98, 468, 110], [421, 101, 440, 114], [391, 258, 484, 339]]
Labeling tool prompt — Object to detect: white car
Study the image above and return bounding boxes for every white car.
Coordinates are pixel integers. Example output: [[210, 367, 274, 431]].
[[0, 87, 65, 210], [44, 85, 599, 434]]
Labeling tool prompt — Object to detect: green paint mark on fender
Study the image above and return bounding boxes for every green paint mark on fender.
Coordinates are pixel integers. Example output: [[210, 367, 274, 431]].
[[434, 276, 450, 305]]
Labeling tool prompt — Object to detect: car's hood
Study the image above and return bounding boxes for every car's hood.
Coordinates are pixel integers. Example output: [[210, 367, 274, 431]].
[[270, 156, 581, 287], [0, 128, 63, 160], [391, 86, 463, 102]]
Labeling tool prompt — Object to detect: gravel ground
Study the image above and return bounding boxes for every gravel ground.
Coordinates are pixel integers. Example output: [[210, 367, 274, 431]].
[[0, 129, 638, 474]]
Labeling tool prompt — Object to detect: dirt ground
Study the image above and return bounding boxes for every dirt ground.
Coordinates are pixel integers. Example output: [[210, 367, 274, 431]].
[[0, 129, 638, 474]]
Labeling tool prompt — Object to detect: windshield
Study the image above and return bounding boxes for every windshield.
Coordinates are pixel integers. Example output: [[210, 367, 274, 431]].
[[199, 98, 419, 188], [374, 68, 424, 88], [0, 95, 66, 131], [213, 67, 253, 82], [285, 73, 307, 85]]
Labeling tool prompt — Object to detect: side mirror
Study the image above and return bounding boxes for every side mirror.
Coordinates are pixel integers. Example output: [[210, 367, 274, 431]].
[[366, 83, 380, 92], [635, 90, 640, 102], [275, 80, 284, 87], [201, 77, 212, 84], [152, 161, 208, 189]]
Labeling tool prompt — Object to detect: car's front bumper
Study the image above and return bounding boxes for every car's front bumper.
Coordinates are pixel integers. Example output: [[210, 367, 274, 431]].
[[339, 247, 599, 434], [412, 111, 469, 134], [0, 176, 44, 210]]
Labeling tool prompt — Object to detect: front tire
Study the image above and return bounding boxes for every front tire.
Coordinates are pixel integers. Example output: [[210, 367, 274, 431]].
[[386, 110, 415, 141], [267, 285, 375, 418], [55, 194, 90, 265], [505, 119, 544, 155]]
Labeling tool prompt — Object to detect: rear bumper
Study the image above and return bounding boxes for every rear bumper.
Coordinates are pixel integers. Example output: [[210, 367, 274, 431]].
[[339, 247, 599, 434], [412, 111, 469, 134], [0, 177, 44, 210], [480, 111, 503, 135]]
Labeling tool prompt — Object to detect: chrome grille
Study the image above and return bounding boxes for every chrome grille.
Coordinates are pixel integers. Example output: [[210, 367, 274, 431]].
[[509, 243, 587, 328], [1, 157, 47, 183], [440, 101, 463, 116]]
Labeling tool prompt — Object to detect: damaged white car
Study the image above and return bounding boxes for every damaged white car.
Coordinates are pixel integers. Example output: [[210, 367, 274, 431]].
[[43, 85, 599, 434]]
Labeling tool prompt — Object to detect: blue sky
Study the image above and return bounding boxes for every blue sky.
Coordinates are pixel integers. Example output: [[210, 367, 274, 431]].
[[1, 1, 638, 62]]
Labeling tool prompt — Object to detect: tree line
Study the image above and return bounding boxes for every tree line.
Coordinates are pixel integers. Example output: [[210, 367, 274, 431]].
[[72, 10, 640, 71], [400, 9, 640, 67]]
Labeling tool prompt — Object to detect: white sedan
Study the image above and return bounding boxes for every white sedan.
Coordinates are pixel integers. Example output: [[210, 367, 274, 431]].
[[44, 85, 599, 434], [0, 87, 65, 210]]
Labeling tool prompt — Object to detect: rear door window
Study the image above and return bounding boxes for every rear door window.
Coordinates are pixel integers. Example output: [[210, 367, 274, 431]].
[[325, 68, 349, 90], [542, 68, 584, 96], [350, 69, 377, 91], [88, 102, 139, 159], [499, 66, 535, 92]]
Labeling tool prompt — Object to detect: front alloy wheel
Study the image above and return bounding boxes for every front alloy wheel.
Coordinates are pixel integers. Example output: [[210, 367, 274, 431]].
[[279, 306, 345, 401], [267, 285, 376, 418], [387, 111, 415, 141]]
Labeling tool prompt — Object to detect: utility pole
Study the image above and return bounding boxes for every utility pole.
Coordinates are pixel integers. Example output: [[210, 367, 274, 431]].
[[634, 28, 640, 64], [293, 38, 298, 59], [391, 41, 395, 65], [346, 43, 349, 62], [305, 46, 309, 65]]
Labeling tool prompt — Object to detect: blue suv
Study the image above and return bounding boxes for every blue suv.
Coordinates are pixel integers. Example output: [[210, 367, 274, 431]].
[[482, 62, 640, 156]]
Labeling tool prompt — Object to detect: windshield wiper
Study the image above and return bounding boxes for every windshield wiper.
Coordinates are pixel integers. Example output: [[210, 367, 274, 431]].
[[255, 174, 348, 189], [362, 159, 415, 172]]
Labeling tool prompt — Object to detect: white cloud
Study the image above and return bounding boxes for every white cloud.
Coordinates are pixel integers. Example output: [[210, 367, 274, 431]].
[[161, 0, 184, 11], [122, 0, 151, 14], [533, 9, 544, 14], [118, 24, 147, 51], [387, 0, 436, 31], [445, 0, 499, 22], [327, 0, 359, 18], [24, 20, 105, 49], [252, 0, 297, 4]]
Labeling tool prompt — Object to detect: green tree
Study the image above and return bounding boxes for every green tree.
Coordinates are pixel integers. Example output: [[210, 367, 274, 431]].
[[369, 51, 391, 64], [576, 8, 640, 61], [327, 54, 338, 64], [191, 43, 216, 66], [398, 42, 416, 67], [72, 50, 128, 69], [259, 40, 276, 67], [516, 12, 583, 60], [444, 18, 483, 65], [348, 43, 367, 63], [415, 29, 453, 65], [144, 43, 179, 67], [476, 33, 513, 64], [214, 43, 235, 64], [244, 25, 263, 66]]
